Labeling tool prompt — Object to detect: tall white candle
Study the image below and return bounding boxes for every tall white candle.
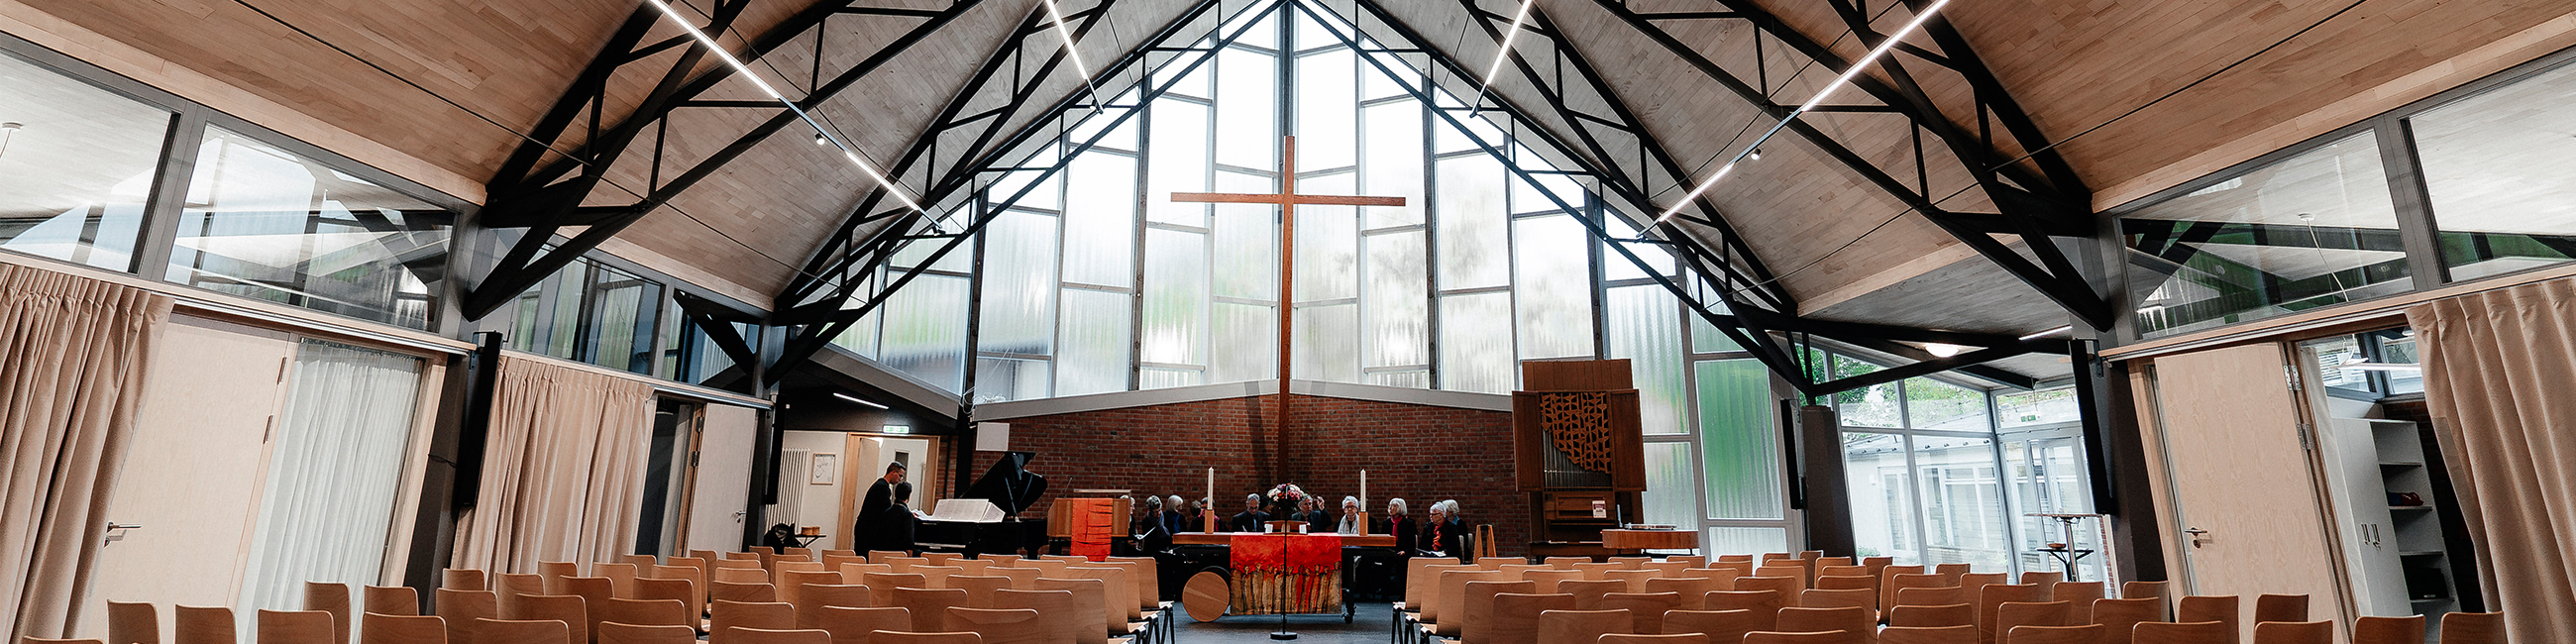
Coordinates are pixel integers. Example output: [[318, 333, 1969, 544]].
[[1206, 468, 1216, 527], [1359, 470, 1367, 506]]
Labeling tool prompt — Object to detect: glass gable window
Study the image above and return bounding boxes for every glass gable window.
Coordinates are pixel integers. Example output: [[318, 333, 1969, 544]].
[[169, 127, 451, 330], [2123, 134, 2413, 339], [0, 51, 165, 271], [501, 252, 664, 376], [2412, 59, 2576, 280]]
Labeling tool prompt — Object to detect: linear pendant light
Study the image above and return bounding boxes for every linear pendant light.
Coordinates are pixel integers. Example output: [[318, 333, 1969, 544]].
[[644, 0, 924, 213], [1654, 0, 1952, 224]]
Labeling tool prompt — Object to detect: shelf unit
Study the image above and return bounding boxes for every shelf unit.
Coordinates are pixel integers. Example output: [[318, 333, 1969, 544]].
[[2323, 415, 2462, 621]]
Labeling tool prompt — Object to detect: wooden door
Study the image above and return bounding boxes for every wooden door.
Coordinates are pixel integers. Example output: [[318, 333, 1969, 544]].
[[2148, 344, 2348, 640], [685, 403, 760, 552], [80, 317, 296, 637]]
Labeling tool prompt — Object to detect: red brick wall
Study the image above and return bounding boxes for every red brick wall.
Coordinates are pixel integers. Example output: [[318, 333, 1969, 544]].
[[971, 393, 1531, 555]]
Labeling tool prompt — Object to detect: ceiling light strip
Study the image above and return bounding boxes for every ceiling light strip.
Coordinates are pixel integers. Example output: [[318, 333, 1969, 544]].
[[645, 0, 924, 212], [1654, 0, 1952, 224], [1465, 0, 1538, 117], [1040, 0, 1109, 114]]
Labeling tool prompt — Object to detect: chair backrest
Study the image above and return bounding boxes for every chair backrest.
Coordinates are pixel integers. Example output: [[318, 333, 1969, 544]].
[[1880, 625, 1978, 644], [715, 569, 772, 586], [864, 551, 908, 562], [1643, 578, 1725, 601], [432, 590, 496, 644], [1460, 581, 1539, 644], [641, 566, 704, 612], [444, 570, 489, 591], [2174, 595, 2240, 644], [1889, 604, 1975, 628], [1542, 557, 1589, 568], [261, 610, 338, 644], [2017, 572, 2063, 589], [594, 623, 692, 644], [305, 583, 355, 644], [504, 596, 586, 644], [1028, 579, 1110, 644], [1572, 563, 1624, 580], [1476, 556, 1522, 569], [710, 601, 798, 643], [860, 633, 979, 644], [920, 553, 962, 566], [1801, 588, 1876, 614], [1735, 577, 1805, 606], [2005, 624, 2101, 644], [1060, 567, 1138, 631], [910, 567, 963, 590], [1932, 564, 1972, 581], [1898, 587, 1969, 608], [976, 555, 1020, 567], [990, 589, 1086, 644], [592, 564, 638, 598], [1601, 635, 1705, 644], [812, 606, 912, 644], [887, 588, 969, 634], [1405, 559, 1453, 609], [1814, 575, 1875, 592], [537, 564, 581, 593], [365, 587, 421, 616], [712, 582, 780, 605], [1683, 568, 1746, 588], [781, 572, 844, 605], [360, 613, 447, 644], [795, 586, 874, 628], [1556, 579, 1629, 610], [494, 575, 548, 616], [2252, 594, 2307, 624], [1743, 631, 1861, 644], [1608, 556, 1652, 567], [1960, 574, 2011, 593], [1605, 570, 1663, 593], [1488, 593, 1576, 644], [598, 598, 691, 629], [822, 556, 866, 572], [2131, 621, 2229, 644], [988, 569, 1039, 591], [2352, 615, 2424, 644], [1433, 570, 1511, 634], [1536, 609, 1632, 644], [1978, 585, 2054, 644], [1816, 566, 1871, 580], [560, 579, 615, 640], [1664, 556, 1707, 569], [173, 605, 236, 644], [1774, 606, 1872, 642], [628, 579, 694, 614], [1994, 601, 2075, 644], [2251, 620, 2331, 644], [1594, 592, 1686, 635], [1886, 573, 1949, 608], [2088, 598, 2164, 644], [1643, 562, 1693, 578], [1699, 590, 1781, 620], [721, 627, 830, 644], [1017, 560, 1067, 578], [1520, 569, 1587, 593], [2439, 612, 2505, 644], [107, 600, 159, 644], [943, 577, 1010, 608], [839, 565, 894, 583], [941, 608, 1042, 644], [1753, 565, 1806, 584], [621, 555, 659, 570], [2117, 581, 2165, 603], [1663, 609, 1768, 643], [470, 619, 568, 644], [862, 574, 927, 606], [2051, 583, 2104, 623], [1101, 558, 1159, 611]]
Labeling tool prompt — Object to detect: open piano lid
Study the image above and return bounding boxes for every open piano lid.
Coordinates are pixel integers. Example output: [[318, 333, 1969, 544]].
[[966, 451, 1047, 517]]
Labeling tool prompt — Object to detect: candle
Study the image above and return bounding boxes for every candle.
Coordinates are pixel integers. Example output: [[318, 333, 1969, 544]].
[[1359, 470, 1367, 506], [1206, 468, 1216, 532]]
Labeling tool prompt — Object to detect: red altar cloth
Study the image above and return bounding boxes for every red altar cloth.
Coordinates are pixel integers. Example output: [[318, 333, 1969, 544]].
[[1062, 498, 1120, 561], [1228, 533, 1342, 614]]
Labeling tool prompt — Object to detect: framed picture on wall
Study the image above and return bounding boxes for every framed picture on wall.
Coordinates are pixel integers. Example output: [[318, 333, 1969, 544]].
[[810, 454, 838, 484]]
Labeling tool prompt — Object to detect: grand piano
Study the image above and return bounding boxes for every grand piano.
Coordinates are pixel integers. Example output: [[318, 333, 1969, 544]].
[[915, 451, 1049, 558]]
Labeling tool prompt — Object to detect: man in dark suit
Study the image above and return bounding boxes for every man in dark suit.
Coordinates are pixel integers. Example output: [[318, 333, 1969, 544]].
[[1229, 493, 1271, 532], [856, 462, 907, 551], [1292, 496, 1332, 527], [877, 482, 918, 552]]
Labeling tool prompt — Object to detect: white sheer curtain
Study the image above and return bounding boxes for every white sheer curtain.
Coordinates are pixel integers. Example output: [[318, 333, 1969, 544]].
[[238, 340, 424, 612]]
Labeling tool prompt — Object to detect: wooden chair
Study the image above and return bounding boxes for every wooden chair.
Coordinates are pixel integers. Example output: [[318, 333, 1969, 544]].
[[1701, 590, 1783, 619], [1488, 593, 1576, 644], [1025, 580, 1109, 644], [23, 638, 106, 644], [1898, 587, 1969, 609], [598, 596, 690, 629], [107, 600, 158, 644], [174, 605, 236, 644], [622, 556, 660, 571], [445, 571, 489, 591], [1664, 609, 1769, 643], [642, 566, 704, 613], [2116, 582, 2165, 604], [261, 610, 338, 644], [1602, 570, 1661, 592], [1744, 631, 1863, 644], [627, 580, 694, 617], [1405, 560, 1456, 611], [1060, 568, 1140, 634], [1773, 606, 1871, 644], [1644, 577, 1727, 601], [863, 551, 909, 563], [1818, 567, 1872, 581], [1461, 581, 1538, 644], [1959, 574, 2010, 593], [306, 583, 356, 644], [989, 590, 1084, 644], [505, 596, 587, 644], [1665, 556, 1708, 569], [1886, 574, 1950, 608], [538, 563, 581, 588], [559, 579, 615, 641], [1801, 589, 1877, 619], [941, 608, 1042, 644], [1754, 566, 1808, 585], [1433, 570, 1512, 635], [1994, 601, 2075, 644], [2352, 615, 2424, 644], [721, 628, 829, 644], [862, 574, 928, 607], [361, 613, 447, 644], [860, 634, 979, 644], [988, 569, 1038, 591], [909, 567, 962, 591], [1716, 555, 1755, 564], [780, 572, 843, 606], [1683, 568, 1746, 588], [1574, 563, 1626, 580], [1609, 556, 1653, 567], [1737, 577, 1806, 606], [433, 590, 496, 644], [494, 575, 549, 617], [1815, 575, 1877, 592], [713, 583, 779, 605], [1537, 609, 1632, 644], [786, 548, 818, 562], [592, 564, 639, 598], [2087, 598, 2163, 644], [1557, 580, 1629, 610], [1015, 560, 1066, 578], [1522, 569, 1587, 593], [1101, 557, 1160, 612], [594, 623, 692, 644], [471, 619, 569, 644], [2005, 625, 2100, 644], [1977, 586, 2053, 644], [797, 586, 875, 626], [2251, 594, 2306, 624], [1890, 604, 1975, 628], [812, 606, 912, 644], [2131, 621, 2228, 644], [2017, 572, 2063, 590], [366, 587, 421, 616], [974, 555, 1018, 567], [919, 554, 963, 567], [715, 569, 772, 586], [1932, 564, 1972, 582], [1602, 635, 1705, 644], [2174, 596, 2239, 644], [888, 588, 968, 634], [2440, 612, 2504, 644], [1595, 592, 1688, 635], [2251, 620, 2329, 644], [1881, 626, 1976, 644], [710, 601, 797, 643], [2051, 584, 2104, 623]]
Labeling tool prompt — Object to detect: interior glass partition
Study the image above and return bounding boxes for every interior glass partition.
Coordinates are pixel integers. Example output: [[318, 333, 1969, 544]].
[[0, 50, 165, 271]]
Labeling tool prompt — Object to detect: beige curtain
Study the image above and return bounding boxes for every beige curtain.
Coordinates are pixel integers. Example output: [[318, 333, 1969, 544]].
[[451, 357, 654, 574], [2407, 277, 2576, 638], [0, 265, 171, 639]]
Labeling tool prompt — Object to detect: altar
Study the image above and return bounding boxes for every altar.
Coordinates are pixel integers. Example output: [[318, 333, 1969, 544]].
[[1173, 531, 1400, 620]]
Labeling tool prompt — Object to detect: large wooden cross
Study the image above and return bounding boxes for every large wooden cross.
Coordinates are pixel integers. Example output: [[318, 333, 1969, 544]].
[[1171, 135, 1407, 488]]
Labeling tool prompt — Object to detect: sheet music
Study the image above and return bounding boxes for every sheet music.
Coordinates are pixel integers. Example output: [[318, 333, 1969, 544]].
[[928, 498, 1007, 523]]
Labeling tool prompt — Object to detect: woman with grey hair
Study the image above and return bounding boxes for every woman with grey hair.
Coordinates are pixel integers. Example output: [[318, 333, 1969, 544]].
[[1383, 497, 1417, 549], [1163, 494, 1189, 534], [1336, 495, 1364, 534]]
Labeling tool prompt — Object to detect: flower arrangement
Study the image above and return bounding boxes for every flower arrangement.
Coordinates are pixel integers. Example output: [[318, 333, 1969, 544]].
[[1263, 483, 1308, 515]]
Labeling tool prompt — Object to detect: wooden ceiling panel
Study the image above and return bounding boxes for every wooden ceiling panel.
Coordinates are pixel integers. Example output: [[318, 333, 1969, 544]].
[[1806, 247, 2079, 337]]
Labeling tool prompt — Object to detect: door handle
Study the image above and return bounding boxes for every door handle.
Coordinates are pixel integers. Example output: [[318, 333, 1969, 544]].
[[107, 523, 144, 531], [2184, 527, 2210, 547], [733, 511, 747, 523]]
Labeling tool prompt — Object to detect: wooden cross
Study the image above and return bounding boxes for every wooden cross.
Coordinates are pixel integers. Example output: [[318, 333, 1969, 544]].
[[1171, 135, 1407, 485]]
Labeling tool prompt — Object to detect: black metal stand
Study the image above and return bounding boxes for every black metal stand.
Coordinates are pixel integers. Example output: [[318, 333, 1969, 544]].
[[1270, 567, 1296, 640]]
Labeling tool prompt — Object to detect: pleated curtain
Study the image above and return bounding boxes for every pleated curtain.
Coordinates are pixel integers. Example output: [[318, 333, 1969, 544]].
[[2407, 277, 2576, 639], [0, 265, 171, 639], [451, 356, 654, 574]]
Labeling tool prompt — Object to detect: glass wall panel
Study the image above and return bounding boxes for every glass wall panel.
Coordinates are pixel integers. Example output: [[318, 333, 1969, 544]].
[[1295, 203, 1358, 301], [170, 127, 451, 329], [1142, 228, 1209, 366], [882, 273, 970, 391], [1211, 300, 1275, 383], [1213, 204, 1278, 299], [1360, 103, 1425, 228], [665, 314, 759, 390], [1057, 287, 1133, 395], [1515, 215, 1593, 360], [0, 52, 165, 271], [2004, 436, 2105, 582], [1642, 442, 1699, 528], [1436, 155, 1508, 289], [1295, 49, 1356, 171], [583, 263, 662, 375], [975, 357, 1050, 402], [1438, 291, 1513, 393], [2123, 133, 2411, 338], [1915, 435, 2009, 571], [1845, 432, 1918, 565], [1363, 230, 1428, 370], [1905, 377, 1989, 432], [1146, 100, 1212, 226], [2412, 60, 2576, 280], [1697, 359, 1781, 520], [1061, 152, 1137, 287], [1831, 355, 1904, 428], [1214, 47, 1279, 170], [1996, 388, 2080, 429], [1705, 526, 1790, 557], [1292, 302, 1358, 383], [980, 211, 1058, 355], [1609, 285, 1685, 435]]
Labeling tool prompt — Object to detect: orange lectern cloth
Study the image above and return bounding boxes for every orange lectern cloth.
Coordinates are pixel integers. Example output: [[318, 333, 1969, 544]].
[[1063, 498, 1120, 561], [1229, 533, 1342, 614]]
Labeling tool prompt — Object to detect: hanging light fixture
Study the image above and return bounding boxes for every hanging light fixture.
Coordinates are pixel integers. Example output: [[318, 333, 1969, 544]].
[[642, 0, 923, 212]]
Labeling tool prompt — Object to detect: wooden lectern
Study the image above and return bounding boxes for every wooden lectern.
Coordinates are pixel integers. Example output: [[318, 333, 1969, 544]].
[[1513, 360, 1647, 560]]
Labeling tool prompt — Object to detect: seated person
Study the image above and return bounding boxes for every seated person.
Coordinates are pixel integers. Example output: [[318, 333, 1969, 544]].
[[1162, 494, 1190, 535], [1229, 493, 1271, 532], [1420, 499, 1467, 560], [1380, 497, 1417, 547], [1335, 495, 1364, 535], [1294, 496, 1333, 527], [1133, 495, 1174, 552], [874, 482, 919, 553]]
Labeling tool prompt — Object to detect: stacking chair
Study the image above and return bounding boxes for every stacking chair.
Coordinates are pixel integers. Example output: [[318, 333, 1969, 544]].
[[1522, 569, 1586, 593], [722, 628, 829, 644], [1488, 593, 1576, 644], [1816, 575, 1877, 593], [1573, 563, 1625, 580], [1684, 568, 1747, 590], [2351, 615, 2425, 644], [821, 555, 866, 573], [1744, 631, 1862, 644], [1644, 561, 1694, 578], [1061, 568, 1140, 634], [1664, 609, 1769, 644], [2175, 596, 2240, 644], [795, 586, 875, 627], [1405, 560, 1455, 611], [1026, 580, 1109, 644], [1933, 564, 1973, 582], [2252, 621, 2330, 644], [1736, 577, 1805, 606], [709, 602, 797, 643], [1889, 604, 1975, 628], [1460, 581, 1538, 644], [1897, 587, 1969, 609], [1754, 566, 1808, 585], [2117, 582, 2165, 604], [947, 560, 990, 579], [812, 606, 912, 644], [780, 572, 843, 606], [864, 551, 909, 563], [494, 575, 548, 617], [1665, 556, 1708, 569], [1773, 607, 1872, 644], [628, 580, 694, 618], [1802, 589, 1878, 620], [1608, 556, 1653, 567], [505, 595, 588, 644], [444, 570, 489, 591], [560, 578, 615, 640], [2051, 584, 2104, 623], [1977, 586, 2053, 644], [1606, 570, 1664, 592], [942, 609, 1043, 644], [786, 548, 818, 562], [537, 564, 581, 594], [360, 613, 447, 644], [433, 590, 497, 644], [1993, 601, 2075, 644], [366, 587, 421, 616], [1880, 626, 1977, 644], [595, 623, 693, 644], [2017, 572, 2063, 591], [1645, 577, 1727, 602], [990, 590, 1086, 644], [712, 583, 779, 605], [2439, 612, 2506, 644], [642, 566, 704, 613], [1700, 590, 1783, 621], [260, 610, 337, 644], [598, 598, 691, 629], [1715, 555, 1755, 564], [174, 605, 237, 644], [1818, 566, 1872, 581], [988, 569, 1039, 591], [593, 564, 639, 598], [861, 634, 978, 644], [1959, 574, 2010, 593], [1536, 609, 1633, 644], [471, 619, 570, 644], [107, 600, 158, 644], [920, 554, 963, 567], [715, 569, 772, 587], [975, 555, 1020, 567], [2087, 598, 2164, 644], [1542, 557, 1588, 568], [910, 567, 962, 591], [2252, 594, 2307, 624], [1601, 635, 1704, 644], [1432, 570, 1511, 636], [2004, 624, 2100, 644], [862, 574, 927, 607], [2131, 621, 2228, 644], [1557, 579, 1628, 610], [305, 583, 356, 644], [622, 556, 660, 571], [887, 589, 968, 634], [1879, 569, 1932, 609], [1594, 592, 1687, 634]]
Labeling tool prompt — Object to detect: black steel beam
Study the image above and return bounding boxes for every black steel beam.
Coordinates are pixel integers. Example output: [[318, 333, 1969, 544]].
[[1806, 341, 2051, 396]]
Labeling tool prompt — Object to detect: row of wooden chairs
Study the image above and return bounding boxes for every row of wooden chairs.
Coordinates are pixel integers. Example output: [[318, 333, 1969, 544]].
[[1443, 603, 2507, 644]]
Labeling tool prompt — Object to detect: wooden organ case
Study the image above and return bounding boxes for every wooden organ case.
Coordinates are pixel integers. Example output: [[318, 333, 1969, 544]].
[[1513, 360, 1648, 558]]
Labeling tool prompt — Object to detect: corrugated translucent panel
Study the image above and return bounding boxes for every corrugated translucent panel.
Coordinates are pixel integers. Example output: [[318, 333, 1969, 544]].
[[1608, 285, 1685, 434], [1360, 103, 1425, 228], [1439, 292, 1514, 393], [1913, 435, 2009, 571], [1142, 228, 1209, 365], [977, 211, 1057, 356], [832, 273, 883, 358], [1843, 431, 1919, 565], [1432, 102, 1475, 155], [1146, 100, 1211, 226], [1697, 359, 1782, 519], [1367, 370, 1428, 389], [1062, 152, 1137, 287], [1515, 215, 1594, 360], [1363, 230, 1429, 369], [1055, 287, 1133, 396], [973, 357, 1051, 403], [1832, 355, 1903, 428], [1211, 301, 1276, 383], [1295, 202, 1358, 301], [1141, 367, 1205, 389], [1642, 442, 1699, 528], [1213, 204, 1279, 299], [1436, 155, 1509, 289], [992, 157, 1061, 210], [1689, 309, 1740, 354], [1293, 302, 1359, 383], [1905, 377, 1990, 431], [881, 273, 971, 392], [1296, 49, 1357, 171], [1510, 162, 1585, 212], [1069, 106, 1139, 151], [1600, 216, 1673, 281], [1215, 47, 1278, 170], [1705, 526, 1789, 557], [890, 237, 971, 273]]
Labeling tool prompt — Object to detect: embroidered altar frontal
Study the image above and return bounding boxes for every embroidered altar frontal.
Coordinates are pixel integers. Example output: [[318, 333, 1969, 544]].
[[1228, 533, 1342, 614]]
